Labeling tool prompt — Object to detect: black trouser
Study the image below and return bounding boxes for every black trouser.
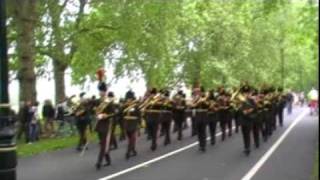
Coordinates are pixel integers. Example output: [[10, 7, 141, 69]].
[[173, 111, 185, 140], [124, 119, 139, 156], [97, 131, 111, 165], [76, 120, 89, 149], [260, 111, 269, 141], [191, 116, 197, 136], [145, 111, 160, 151], [241, 117, 260, 152], [218, 111, 227, 141], [160, 111, 172, 146], [226, 110, 233, 136], [126, 130, 137, 155], [208, 112, 217, 145], [271, 107, 277, 130], [118, 117, 126, 141], [110, 121, 118, 149], [252, 119, 261, 148], [194, 111, 208, 149], [265, 111, 273, 136], [234, 111, 240, 133], [277, 107, 284, 127], [17, 123, 29, 143]]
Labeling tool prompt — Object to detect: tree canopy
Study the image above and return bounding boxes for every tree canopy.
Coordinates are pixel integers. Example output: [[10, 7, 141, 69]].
[[7, 0, 319, 102]]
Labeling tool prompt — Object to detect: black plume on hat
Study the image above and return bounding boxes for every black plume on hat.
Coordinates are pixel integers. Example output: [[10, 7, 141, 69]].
[[98, 81, 107, 92], [177, 90, 184, 96], [107, 91, 115, 97], [79, 92, 86, 98], [163, 90, 170, 97], [150, 88, 157, 95], [125, 90, 136, 100]]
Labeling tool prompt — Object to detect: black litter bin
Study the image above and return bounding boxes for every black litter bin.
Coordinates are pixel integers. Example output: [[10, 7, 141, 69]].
[[0, 119, 17, 180]]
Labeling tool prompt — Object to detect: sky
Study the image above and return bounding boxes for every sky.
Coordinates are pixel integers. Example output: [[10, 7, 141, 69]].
[[9, 63, 148, 111]]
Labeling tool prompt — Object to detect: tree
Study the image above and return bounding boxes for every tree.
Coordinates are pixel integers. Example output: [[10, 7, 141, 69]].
[[11, 0, 38, 102]]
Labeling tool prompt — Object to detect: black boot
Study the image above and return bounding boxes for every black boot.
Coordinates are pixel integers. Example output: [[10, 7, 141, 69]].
[[104, 154, 111, 166], [199, 146, 206, 152], [244, 149, 250, 156], [132, 150, 137, 156], [151, 144, 157, 151], [211, 139, 215, 146], [125, 152, 130, 160], [95, 163, 101, 170]]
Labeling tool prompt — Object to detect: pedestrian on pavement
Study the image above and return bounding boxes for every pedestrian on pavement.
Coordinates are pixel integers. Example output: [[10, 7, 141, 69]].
[[307, 87, 318, 115], [29, 101, 40, 143], [286, 90, 294, 115]]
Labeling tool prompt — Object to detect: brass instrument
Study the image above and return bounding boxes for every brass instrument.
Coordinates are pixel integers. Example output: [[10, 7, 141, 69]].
[[122, 100, 139, 113], [73, 100, 87, 117], [95, 97, 116, 119], [139, 94, 161, 111], [189, 94, 209, 108], [230, 92, 248, 110], [208, 99, 220, 111]]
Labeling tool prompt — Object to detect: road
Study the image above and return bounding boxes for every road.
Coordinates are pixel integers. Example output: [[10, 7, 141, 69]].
[[17, 107, 318, 180]]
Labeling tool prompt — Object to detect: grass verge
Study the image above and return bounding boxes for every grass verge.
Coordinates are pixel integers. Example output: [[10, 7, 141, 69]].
[[17, 133, 97, 157]]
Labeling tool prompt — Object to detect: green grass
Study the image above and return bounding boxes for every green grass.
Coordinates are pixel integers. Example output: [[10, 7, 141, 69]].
[[17, 134, 97, 157]]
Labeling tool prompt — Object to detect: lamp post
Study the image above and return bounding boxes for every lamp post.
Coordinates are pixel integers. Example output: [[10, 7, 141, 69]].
[[0, 0, 17, 179]]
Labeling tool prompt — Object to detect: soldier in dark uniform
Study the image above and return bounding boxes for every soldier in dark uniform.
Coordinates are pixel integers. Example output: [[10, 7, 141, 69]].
[[143, 88, 154, 140], [122, 90, 140, 159], [172, 90, 187, 141], [191, 87, 209, 152], [118, 98, 126, 141], [74, 93, 91, 151], [94, 68, 115, 169], [269, 88, 278, 131], [190, 90, 198, 137], [251, 88, 263, 149], [231, 87, 241, 134], [257, 90, 269, 142], [207, 89, 219, 146], [238, 85, 259, 156], [95, 89, 115, 169], [276, 87, 286, 127], [216, 86, 229, 141], [225, 90, 234, 137], [108, 92, 119, 150], [160, 90, 174, 146], [143, 88, 162, 151]]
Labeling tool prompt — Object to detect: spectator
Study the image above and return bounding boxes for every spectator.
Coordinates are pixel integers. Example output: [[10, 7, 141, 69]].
[[286, 91, 294, 115], [28, 101, 39, 144], [17, 101, 27, 141], [298, 92, 305, 107], [42, 100, 55, 137], [307, 87, 318, 115]]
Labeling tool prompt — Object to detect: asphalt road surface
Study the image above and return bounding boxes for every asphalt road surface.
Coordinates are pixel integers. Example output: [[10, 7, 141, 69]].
[[18, 107, 318, 180]]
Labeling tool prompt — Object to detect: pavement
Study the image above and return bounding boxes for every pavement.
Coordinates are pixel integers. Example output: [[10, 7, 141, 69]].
[[17, 107, 319, 180]]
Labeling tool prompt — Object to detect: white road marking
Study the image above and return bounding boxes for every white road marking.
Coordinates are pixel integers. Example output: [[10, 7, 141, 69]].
[[241, 109, 309, 180], [98, 127, 235, 180]]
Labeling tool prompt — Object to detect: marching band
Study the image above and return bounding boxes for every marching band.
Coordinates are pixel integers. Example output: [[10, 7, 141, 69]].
[[69, 69, 290, 170]]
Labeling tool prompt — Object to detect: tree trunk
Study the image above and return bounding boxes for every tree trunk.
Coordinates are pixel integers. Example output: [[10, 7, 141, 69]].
[[14, 0, 37, 103], [53, 60, 67, 104]]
